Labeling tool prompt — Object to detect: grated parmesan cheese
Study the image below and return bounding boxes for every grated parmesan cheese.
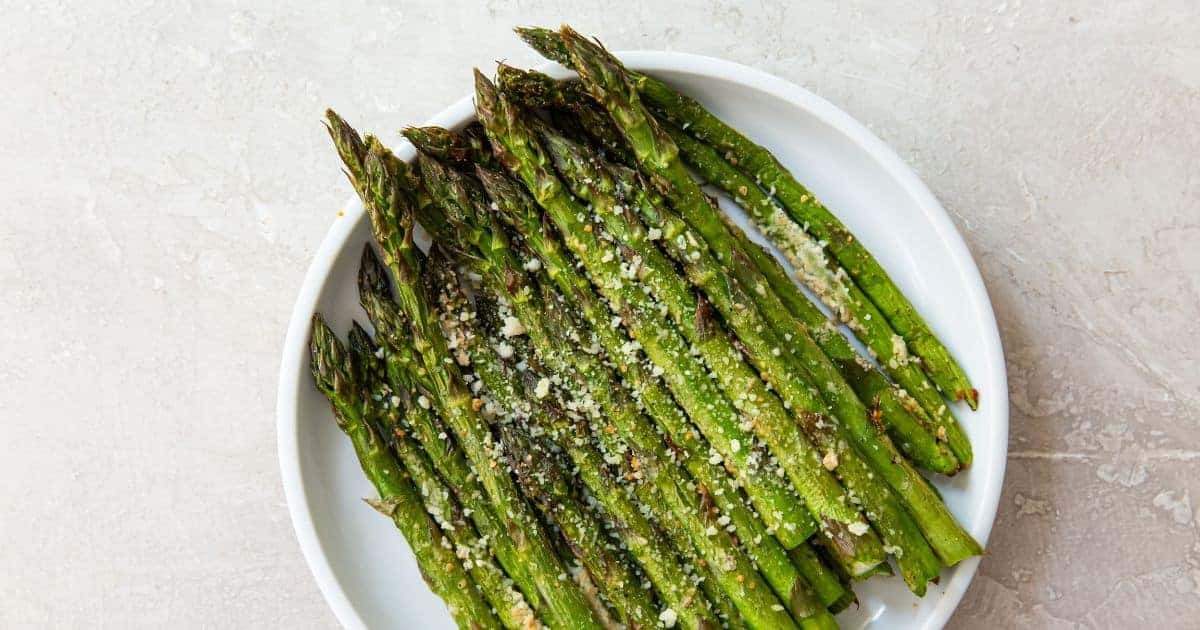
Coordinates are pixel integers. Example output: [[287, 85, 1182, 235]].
[[501, 316, 526, 337]]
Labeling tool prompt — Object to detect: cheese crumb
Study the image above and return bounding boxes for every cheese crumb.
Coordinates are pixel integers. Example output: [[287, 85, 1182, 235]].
[[523, 258, 542, 272], [534, 378, 551, 399], [647, 227, 663, 241], [848, 521, 870, 536], [659, 608, 678, 627], [822, 451, 839, 471], [417, 395, 431, 410], [501, 316, 527, 337], [495, 342, 515, 359], [730, 439, 741, 453]]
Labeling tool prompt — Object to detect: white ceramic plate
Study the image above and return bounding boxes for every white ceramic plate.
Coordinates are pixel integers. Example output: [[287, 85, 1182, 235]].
[[278, 51, 1008, 630]]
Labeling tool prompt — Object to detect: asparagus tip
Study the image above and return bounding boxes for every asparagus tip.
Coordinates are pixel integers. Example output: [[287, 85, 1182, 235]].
[[473, 68, 499, 120], [513, 26, 572, 67], [309, 313, 355, 412], [401, 126, 439, 153], [358, 243, 396, 309], [347, 320, 377, 370]]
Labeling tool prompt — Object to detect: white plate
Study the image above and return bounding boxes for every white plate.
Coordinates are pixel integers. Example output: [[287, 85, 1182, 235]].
[[277, 51, 1008, 630]]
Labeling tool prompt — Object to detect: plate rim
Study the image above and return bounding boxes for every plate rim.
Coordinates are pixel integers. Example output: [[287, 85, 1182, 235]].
[[277, 50, 1008, 630]]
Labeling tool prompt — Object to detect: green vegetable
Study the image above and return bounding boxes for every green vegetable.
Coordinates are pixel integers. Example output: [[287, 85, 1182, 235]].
[[491, 64, 961, 475], [473, 68, 887, 580], [406, 124, 818, 549], [309, 315, 502, 629], [338, 130, 603, 629], [661, 123, 971, 469], [419, 151, 795, 629], [556, 27, 980, 569], [430, 255, 705, 629], [403, 123, 499, 171], [340, 120, 596, 628], [536, 122, 941, 594], [473, 162, 853, 612], [517, 25, 978, 410], [348, 323, 542, 630]]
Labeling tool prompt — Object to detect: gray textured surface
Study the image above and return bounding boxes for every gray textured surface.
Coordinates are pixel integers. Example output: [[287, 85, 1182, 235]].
[[2, 1, 1197, 628]]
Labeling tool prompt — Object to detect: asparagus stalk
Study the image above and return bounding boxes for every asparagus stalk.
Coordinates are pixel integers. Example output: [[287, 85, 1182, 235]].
[[472, 69, 887, 579], [341, 138, 601, 630], [787, 544, 855, 615], [556, 29, 981, 568], [309, 316, 501, 629], [347, 323, 543, 629], [418, 150, 801, 630], [661, 123, 971, 468], [491, 66, 961, 475], [470, 164, 856, 612], [517, 26, 978, 410], [535, 123, 942, 593], [430, 260, 710, 630]]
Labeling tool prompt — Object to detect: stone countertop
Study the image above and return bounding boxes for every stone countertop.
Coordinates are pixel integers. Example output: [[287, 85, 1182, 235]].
[[1, 1, 1196, 628]]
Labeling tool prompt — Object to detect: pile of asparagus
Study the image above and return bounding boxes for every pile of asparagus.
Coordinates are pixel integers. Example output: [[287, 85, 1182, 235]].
[[309, 25, 981, 630]]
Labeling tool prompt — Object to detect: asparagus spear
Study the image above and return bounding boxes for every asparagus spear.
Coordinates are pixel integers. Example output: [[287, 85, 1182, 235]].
[[492, 67, 961, 474], [661, 122, 971, 468], [469, 165, 858, 613], [347, 323, 543, 630], [787, 544, 855, 615], [472, 69, 887, 579], [430, 259, 709, 630], [517, 26, 978, 410], [557, 29, 981, 568], [419, 151, 800, 630], [309, 315, 501, 629], [342, 138, 601, 630], [535, 123, 942, 593]]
